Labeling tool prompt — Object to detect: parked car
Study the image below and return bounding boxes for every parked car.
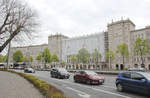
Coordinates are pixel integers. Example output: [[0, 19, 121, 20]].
[[24, 68, 35, 73], [74, 71, 105, 85], [50, 68, 70, 79], [116, 71, 150, 95], [0, 63, 5, 68]]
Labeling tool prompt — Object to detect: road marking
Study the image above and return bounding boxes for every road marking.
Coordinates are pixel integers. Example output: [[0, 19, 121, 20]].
[[78, 94, 90, 98], [66, 87, 90, 98], [17, 71, 131, 98], [92, 88, 131, 98], [101, 85, 116, 89], [47, 78, 131, 98]]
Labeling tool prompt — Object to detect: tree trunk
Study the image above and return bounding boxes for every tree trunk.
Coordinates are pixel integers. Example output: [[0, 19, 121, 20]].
[[141, 56, 144, 67], [123, 56, 125, 66], [140, 50, 144, 67], [44, 62, 46, 69], [110, 56, 112, 69]]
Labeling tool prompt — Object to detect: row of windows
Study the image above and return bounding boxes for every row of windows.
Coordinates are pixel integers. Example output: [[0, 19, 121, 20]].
[[134, 33, 144, 41], [67, 58, 102, 63], [132, 32, 150, 41], [134, 57, 150, 62]]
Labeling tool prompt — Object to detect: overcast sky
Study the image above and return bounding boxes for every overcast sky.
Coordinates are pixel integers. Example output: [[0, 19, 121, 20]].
[[25, 0, 150, 45]]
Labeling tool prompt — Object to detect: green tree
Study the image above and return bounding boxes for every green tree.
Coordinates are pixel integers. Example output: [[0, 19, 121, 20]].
[[62, 61, 65, 65], [23, 56, 29, 62], [92, 49, 102, 65], [77, 48, 90, 64], [52, 53, 59, 62], [13, 50, 23, 62], [42, 48, 51, 68], [106, 50, 115, 69], [36, 54, 42, 62], [29, 56, 33, 62], [62, 61, 65, 67], [116, 43, 129, 66], [134, 38, 150, 66], [71, 56, 78, 64], [2, 55, 8, 62], [0, 55, 3, 62]]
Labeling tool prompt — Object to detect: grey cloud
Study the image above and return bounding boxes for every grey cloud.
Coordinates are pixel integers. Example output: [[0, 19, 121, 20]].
[[24, 0, 150, 44]]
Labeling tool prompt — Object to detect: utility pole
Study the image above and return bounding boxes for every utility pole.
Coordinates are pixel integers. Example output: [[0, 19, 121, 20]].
[[109, 55, 112, 70], [6, 38, 11, 69], [6, 29, 12, 69]]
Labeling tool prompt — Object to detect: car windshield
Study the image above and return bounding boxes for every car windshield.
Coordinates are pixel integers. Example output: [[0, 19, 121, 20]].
[[58, 68, 68, 73], [85, 71, 98, 75], [140, 72, 150, 80]]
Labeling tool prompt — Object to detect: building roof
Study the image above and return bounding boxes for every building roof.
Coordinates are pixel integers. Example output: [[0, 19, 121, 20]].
[[63, 31, 107, 41], [130, 26, 150, 33], [107, 19, 135, 27], [48, 34, 69, 39], [11, 44, 48, 49]]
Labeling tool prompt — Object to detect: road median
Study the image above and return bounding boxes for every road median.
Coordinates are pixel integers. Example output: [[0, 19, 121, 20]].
[[0, 68, 70, 98]]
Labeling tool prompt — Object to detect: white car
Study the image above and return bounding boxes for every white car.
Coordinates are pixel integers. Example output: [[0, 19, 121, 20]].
[[24, 68, 35, 73]]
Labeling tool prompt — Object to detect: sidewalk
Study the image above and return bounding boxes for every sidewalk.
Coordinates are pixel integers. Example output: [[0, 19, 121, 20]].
[[0, 71, 43, 98]]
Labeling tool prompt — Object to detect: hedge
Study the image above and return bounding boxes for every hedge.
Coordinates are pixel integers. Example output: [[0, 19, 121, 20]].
[[0, 68, 71, 98]]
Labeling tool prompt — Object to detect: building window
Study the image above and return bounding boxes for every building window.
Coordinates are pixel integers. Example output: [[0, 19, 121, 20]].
[[137, 58, 139, 62], [141, 34, 144, 39], [134, 58, 136, 62]]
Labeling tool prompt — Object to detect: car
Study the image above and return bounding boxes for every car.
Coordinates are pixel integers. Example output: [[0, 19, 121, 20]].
[[74, 70, 104, 85], [50, 68, 70, 79], [24, 68, 35, 73], [116, 71, 150, 95]]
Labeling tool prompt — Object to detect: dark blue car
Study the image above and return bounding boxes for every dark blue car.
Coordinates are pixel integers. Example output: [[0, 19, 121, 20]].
[[116, 71, 150, 95]]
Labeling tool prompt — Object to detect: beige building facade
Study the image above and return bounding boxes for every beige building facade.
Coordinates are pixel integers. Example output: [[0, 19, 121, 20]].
[[108, 19, 150, 70], [10, 19, 150, 70], [130, 26, 150, 70], [108, 19, 135, 69]]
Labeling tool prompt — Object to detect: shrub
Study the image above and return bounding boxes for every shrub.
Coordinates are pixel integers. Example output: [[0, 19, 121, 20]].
[[0, 68, 70, 98]]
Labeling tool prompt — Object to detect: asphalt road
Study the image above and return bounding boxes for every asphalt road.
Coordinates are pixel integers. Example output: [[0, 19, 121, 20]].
[[14, 70, 149, 98]]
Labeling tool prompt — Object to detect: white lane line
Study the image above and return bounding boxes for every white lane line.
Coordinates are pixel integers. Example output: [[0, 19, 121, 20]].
[[92, 88, 131, 98], [101, 85, 116, 89], [66, 87, 90, 98], [18, 71, 129, 98], [48, 78, 131, 98]]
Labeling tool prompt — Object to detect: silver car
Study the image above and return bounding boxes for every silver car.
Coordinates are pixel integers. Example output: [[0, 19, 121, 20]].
[[24, 68, 35, 73]]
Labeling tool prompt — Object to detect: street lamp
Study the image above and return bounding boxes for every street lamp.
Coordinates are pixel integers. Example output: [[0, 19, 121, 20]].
[[109, 55, 112, 70], [6, 40, 11, 69], [6, 28, 11, 69]]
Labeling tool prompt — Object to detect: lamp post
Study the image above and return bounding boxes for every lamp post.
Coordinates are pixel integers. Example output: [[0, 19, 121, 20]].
[[6, 29, 11, 69], [109, 55, 112, 70], [6, 40, 11, 69], [96, 53, 99, 70]]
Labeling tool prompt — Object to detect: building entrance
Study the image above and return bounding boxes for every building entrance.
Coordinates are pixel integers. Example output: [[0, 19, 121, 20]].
[[120, 64, 124, 70]]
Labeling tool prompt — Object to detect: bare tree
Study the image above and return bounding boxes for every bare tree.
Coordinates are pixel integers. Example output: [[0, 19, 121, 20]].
[[0, 0, 38, 52]]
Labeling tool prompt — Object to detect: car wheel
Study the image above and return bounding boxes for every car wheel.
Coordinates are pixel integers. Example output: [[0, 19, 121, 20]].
[[74, 77, 78, 83], [117, 83, 124, 92], [87, 80, 91, 85], [58, 75, 61, 79]]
